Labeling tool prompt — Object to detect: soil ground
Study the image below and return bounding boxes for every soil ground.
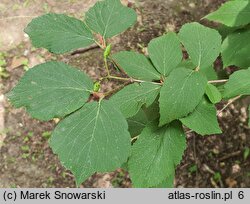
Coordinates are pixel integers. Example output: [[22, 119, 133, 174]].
[[0, 0, 249, 188]]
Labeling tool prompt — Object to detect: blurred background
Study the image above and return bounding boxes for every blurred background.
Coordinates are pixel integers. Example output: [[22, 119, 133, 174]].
[[0, 0, 250, 188]]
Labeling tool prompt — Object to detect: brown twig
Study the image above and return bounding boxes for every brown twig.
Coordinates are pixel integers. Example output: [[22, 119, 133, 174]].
[[192, 135, 199, 184], [203, 164, 224, 187], [103, 83, 129, 97], [0, 15, 38, 20], [71, 45, 99, 55], [217, 95, 242, 116], [131, 136, 139, 142], [193, 135, 197, 163], [203, 164, 215, 174], [186, 95, 242, 135], [218, 150, 241, 161]]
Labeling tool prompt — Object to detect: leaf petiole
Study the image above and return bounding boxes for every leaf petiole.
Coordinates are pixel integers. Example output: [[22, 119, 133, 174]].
[[104, 75, 162, 85], [104, 57, 111, 76], [208, 79, 228, 84]]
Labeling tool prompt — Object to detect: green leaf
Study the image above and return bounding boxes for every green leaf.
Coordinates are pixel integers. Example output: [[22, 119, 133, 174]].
[[25, 13, 94, 54], [206, 83, 222, 104], [110, 82, 161, 118], [178, 22, 221, 69], [154, 174, 174, 188], [127, 100, 160, 137], [128, 121, 186, 187], [201, 65, 218, 81], [222, 29, 250, 68], [178, 60, 218, 80], [148, 32, 183, 76], [7, 61, 93, 121], [180, 97, 222, 136], [143, 99, 160, 122], [177, 60, 196, 70], [217, 24, 241, 39], [127, 109, 148, 137], [112, 51, 161, 81], [223, 68, 250, 98], [50, 100, 131, 185], [205, 1, 250, 27], [85, 0, 137, 38], [159, 68, 207, 125], [244, 147, 250, 160]]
